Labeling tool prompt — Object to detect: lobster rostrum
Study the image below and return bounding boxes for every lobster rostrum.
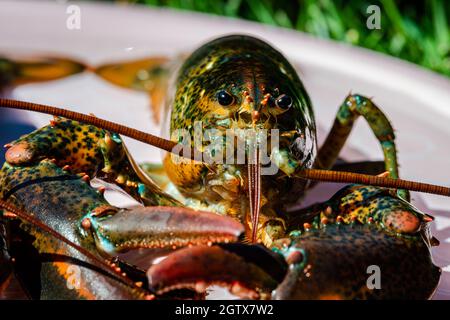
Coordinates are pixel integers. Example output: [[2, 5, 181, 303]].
[[0, 35, 448, 299]]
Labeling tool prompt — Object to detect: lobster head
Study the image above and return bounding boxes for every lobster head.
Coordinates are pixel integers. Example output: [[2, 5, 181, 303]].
[[170, 35, 317, 243]]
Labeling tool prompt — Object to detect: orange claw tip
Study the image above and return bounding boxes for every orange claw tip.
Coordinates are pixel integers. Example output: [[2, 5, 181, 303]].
[[62, 165, 71, 171], [303, 223, 311, 230], [81, 175, 90, 182], [3, 143, 12, 149], [5, 141, 34, 165]]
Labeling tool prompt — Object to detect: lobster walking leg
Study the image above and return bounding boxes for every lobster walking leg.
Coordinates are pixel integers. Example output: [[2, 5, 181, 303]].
[[313, 94, 409, 200]]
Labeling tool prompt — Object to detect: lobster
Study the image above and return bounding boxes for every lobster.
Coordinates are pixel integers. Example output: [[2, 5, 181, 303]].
[[0, 35, 448, 299]]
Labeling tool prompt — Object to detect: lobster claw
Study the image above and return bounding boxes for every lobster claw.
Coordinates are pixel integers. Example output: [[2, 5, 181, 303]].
[[146, 243, 287, 299], [273, 225, 441, 300], [82, 206, 245, 254], [270, 184, 442, 300]]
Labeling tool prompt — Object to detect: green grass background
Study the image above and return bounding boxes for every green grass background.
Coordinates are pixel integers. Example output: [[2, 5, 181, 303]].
[[112, 0, 449, 77]]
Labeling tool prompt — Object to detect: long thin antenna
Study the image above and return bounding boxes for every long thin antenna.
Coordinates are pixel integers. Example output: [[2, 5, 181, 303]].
[[0, 199, 140, 290], [297, 169, 450, 197], [1, 99, 449, 198], [0, 99, 177, 154]]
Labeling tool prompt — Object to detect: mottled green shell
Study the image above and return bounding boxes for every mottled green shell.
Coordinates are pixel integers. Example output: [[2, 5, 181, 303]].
[[166, 35, 317, 214], [275, 185, 440, 299], [277, 224, 440, 299], [171, 34, 316, 157], [0, 160, 143, 299]]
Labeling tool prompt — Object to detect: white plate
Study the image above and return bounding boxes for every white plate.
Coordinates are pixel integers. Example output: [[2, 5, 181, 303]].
[[1, 0, 450, 299]]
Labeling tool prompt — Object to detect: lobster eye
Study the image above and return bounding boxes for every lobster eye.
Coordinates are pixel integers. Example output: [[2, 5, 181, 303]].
[[275, 94, 293, 110], [217, 90, 234, 106]]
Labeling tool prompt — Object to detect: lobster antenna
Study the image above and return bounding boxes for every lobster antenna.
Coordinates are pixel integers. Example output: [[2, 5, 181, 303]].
[[0, 99, 177, 154], [1, 99, 449, 198], [297, 169, 450, 197], [0, 199, 141, 290]]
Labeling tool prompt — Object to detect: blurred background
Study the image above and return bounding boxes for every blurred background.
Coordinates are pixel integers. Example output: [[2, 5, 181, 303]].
[[112, 0, 450, 77]]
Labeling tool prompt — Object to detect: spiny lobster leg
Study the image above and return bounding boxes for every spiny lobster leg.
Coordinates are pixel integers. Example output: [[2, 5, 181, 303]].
[[4, 118, 178, 206], [273, 185, 440, 300], [313, 94, 409, 200], [0, 160, 243, 299], [146, 243, 287, 299]]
